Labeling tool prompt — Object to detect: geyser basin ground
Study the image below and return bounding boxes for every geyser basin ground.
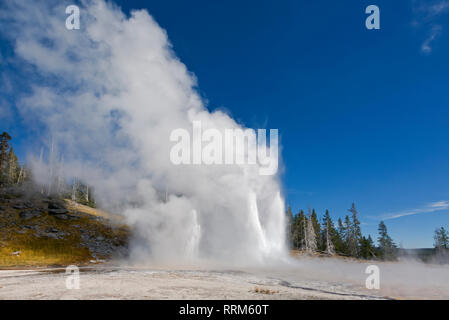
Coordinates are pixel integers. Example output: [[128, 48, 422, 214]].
[[1, 258, 448, 299]]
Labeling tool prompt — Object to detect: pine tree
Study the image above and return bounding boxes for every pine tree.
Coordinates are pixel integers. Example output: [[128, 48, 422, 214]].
[[336, 217, 347, 254], [321, 210, 336, 255], [299, 210, 307, 249], [434, 227, 449, 250], [360, 235, 376, 259], [310, 209, 321, 250], [7, 147, 20, 184], [290, 210, 303, 249], [0, 132, 11, 184], [347, 203, 362, 258], [291, 213, 298, 249], [378, 221, 397, 260], [343, 215, 352, 255], [291, 210, 306, 249], [286, 206, 294, 248]]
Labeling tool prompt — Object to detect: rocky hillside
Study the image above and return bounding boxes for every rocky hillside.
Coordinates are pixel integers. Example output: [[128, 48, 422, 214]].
[[0, 186, 129, 268]]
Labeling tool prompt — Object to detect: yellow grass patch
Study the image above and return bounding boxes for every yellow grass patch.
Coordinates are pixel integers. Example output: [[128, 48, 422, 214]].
[[0, 198, 129, 268], [253, 287, 278, 295]]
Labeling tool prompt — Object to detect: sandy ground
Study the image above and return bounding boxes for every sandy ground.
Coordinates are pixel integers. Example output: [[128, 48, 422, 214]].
[[0, 257, 448, 300]]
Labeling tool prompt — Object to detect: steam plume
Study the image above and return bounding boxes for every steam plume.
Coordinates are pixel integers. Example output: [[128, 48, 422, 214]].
[[0, 0, 286, 265]]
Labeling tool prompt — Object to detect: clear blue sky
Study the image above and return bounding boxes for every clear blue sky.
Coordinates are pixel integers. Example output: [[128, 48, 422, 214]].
[[1, 0, 449, 248]]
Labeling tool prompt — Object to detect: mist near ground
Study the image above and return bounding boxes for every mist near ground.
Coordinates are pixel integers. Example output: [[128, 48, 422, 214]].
[[127, 255, 449, 299], [274, 256, 449, 299], [1, 255, 448, 299], [0, 0, 285, 265]]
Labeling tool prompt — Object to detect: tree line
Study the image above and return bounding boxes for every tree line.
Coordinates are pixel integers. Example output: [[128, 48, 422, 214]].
[[0, 131, 95, 207], [0, 132, 28, 186], [286, 203, 397, 260], [434, 227, 449, 251]]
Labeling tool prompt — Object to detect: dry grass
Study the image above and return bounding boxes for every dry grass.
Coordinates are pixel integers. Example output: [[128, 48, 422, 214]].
[[253, 287, 279, 295], [65, 200, 124, 223], [0, 235, 92, 267]]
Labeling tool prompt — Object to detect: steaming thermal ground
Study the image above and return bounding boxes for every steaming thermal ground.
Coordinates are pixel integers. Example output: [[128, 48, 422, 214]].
[[0, 0, 286, 265]]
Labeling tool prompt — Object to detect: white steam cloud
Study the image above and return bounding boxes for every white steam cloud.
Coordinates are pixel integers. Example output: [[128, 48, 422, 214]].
[[0, 0, 286, 265]]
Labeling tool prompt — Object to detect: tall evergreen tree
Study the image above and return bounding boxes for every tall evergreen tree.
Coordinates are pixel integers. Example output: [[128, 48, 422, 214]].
[[286, 206, 294, 248], [292, 210, 306, 249], [360, 235, 376, 259], [347, 203, 362, 257], [321, 210, 336, 255], [343, 215, 352, 255], [336, 217, 347, 254], [310, 208, 321, 250], [7, 147, 20, 184], [434, 227, 449, 250], [0, 132, 11, 184], [378, 221, 397, 260]]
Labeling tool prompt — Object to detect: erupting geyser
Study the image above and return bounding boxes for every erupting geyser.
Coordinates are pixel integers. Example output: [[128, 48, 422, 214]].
[[1, 0, 287, 265]]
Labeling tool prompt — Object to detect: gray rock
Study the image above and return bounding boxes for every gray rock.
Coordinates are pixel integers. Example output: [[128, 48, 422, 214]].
[[48, 201, 66, 210], [19, 210, 41, 220], [24, 201, 35, 208], [22, 225, 40, 231], [48, 208, 69, 215], [0, 205, 6, 211], [13, 204, 27, 210], [44, 233, 59, 239], [45, 227, 59, 233], [53, 214, 69, 220]]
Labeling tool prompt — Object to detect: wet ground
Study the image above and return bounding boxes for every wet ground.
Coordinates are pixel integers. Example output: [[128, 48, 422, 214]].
[[0, 257, 447, 299]]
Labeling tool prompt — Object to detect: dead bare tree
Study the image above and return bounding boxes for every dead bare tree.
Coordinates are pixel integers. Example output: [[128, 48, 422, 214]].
[[305, 206, 317, 253]]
